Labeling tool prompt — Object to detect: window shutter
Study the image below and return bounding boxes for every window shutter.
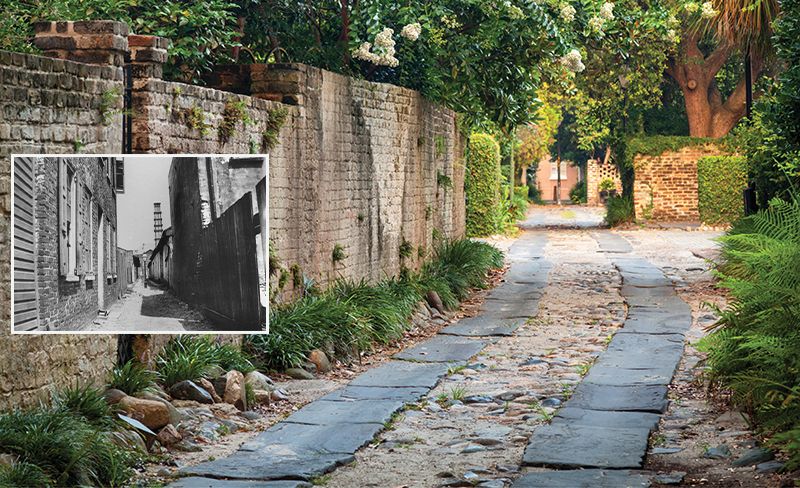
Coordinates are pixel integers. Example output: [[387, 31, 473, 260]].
[[58, 158, 69, 276]]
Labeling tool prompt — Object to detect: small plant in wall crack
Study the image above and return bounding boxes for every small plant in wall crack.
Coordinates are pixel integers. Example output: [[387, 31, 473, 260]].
[[437, 171, 453, 190], [99, 87, 126, 125], [332, 244, 347, 264], [219, 99, 251, 145], [398, 239, 413, 260], [185, 105, 211, 135], [260, 107, 289, 152]]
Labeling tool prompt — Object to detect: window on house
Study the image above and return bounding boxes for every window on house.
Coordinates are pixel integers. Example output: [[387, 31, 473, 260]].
[[59, 160, 80, 279], [549, 160, 568, 180], [115, 158, 124, 193]]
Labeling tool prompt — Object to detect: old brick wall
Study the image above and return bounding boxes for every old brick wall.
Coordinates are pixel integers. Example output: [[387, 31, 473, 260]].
[[0, 49, 121, 409], [34, 157, 122, 329], [133, 63, 466, 293], [632, 144, 719, 221]]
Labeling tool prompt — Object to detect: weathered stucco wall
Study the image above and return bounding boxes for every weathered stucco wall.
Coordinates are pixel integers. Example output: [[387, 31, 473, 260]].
[[633, 144, 719, 221], [0, 49, 121, 408]]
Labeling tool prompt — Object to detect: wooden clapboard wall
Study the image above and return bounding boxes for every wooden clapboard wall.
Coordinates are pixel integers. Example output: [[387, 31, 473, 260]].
[[13, 157, 39, 331]]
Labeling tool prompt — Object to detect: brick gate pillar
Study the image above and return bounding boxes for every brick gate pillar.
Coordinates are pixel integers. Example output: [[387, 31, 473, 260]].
[[33, 21, 129, 67]]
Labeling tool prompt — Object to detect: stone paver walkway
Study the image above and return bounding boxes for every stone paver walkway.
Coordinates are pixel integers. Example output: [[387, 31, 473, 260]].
[[515, 231, 692, 487], [172, 233, 551, 486], [168, 229, 698, 487]]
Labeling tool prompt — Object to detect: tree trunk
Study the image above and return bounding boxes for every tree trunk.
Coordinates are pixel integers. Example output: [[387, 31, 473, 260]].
[[667, 34, 762, 138]]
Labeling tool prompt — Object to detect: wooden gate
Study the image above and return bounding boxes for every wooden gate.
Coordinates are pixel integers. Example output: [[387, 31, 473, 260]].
[[198, 192, 261, 328], [13, 157, 39, 331]]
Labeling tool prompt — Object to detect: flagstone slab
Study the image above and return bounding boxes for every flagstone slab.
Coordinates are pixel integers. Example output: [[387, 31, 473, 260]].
[[349, 360, 450, 388], [553, 407, 661, 431], [170, 477, 311, 488], [522, 423, 650, 469], [479, 298, 540, 318], [592, 232, 633, 253], [440, 316, 526, 337], [394, 335, 487, 363], [583, 364, 674, 386], [568, 383, 669, 413], [320, 385, 428, 402], [180, 450, 354, 482], [237, 421, 383, 455], [512, 470, 651, 488], [283, 397, 406, 426]]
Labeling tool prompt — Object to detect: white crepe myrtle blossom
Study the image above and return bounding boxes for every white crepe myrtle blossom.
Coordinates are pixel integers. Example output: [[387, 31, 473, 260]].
[[684, 2, 699, 13], [560, 49, 585, 73], [588, 16, 605, 32], [400, 23, 422, 41], [599, 2, 615, 20], [352, 28, 399, 67], [700, 1, 718, 18], [560, 4, 576, 22]]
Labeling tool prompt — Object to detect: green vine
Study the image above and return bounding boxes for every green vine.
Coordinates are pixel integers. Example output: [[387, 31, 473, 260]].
[[621, 135, 731, 170], [260, 107, 289, 152], [219, 99, 251, 145]]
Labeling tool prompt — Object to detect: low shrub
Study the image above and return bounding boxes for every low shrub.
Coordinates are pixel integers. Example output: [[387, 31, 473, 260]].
[[697, 155, 748, 225], [569, 180, 587, 204], [248, 239, 503, 371], [0, 406, 137, 487], [466, 133, 502, 237], [156, 336, 256, 387], [107, 360, 158, 396], [527, 183, 543, 204], [51, 384, 114, 429], [605, 194, 634, 227], [699, 198, 800, 468]]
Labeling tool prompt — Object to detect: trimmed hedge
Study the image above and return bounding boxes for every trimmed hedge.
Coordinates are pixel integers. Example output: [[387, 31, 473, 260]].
[[697, 155, 747, 225], [466, 133, 502, 237]]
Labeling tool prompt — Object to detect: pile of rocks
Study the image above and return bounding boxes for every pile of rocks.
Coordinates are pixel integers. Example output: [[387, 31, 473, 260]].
[[104, 370, 289, 455]]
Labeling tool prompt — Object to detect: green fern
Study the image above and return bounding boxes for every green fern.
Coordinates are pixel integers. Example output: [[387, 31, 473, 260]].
[[700, 196, 800, 466]]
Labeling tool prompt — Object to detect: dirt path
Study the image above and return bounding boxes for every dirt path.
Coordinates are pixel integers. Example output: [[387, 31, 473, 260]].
[[85, 280, 216, 332]]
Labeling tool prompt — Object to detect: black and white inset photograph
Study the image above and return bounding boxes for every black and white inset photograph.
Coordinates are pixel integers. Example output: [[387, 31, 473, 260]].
[[12, 155, 267, 333]]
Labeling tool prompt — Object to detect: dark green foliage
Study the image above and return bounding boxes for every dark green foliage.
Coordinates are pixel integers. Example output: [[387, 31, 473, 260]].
[[527, 183, 543, 204], [466, 133, 502, 237], [261, 107, 289, 152], [605, 194, 634, 227], [107, 360, 158, 397], [697, 156, 748, 225], [51, 384, 114, 429], [734, 0, 800, 207], [248, 239, 503, 371], [0, 409, 136, 487], [398, 239, 414, 260], [156, 336, 255, 387], [699, 198, 800, 467], [332, 244, 347, 263], [218, 99, 250, 145], [569, 180, 587, 204], [0, 461, 52, 487], [2, 0, 240, 83], [622, 135, 723, 170]]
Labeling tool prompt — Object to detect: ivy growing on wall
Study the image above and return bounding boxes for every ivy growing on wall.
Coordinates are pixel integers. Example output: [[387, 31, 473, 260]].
[[697, 156, 748, 225], [465, 133, 502, 237], [218, 99, 251, 145]]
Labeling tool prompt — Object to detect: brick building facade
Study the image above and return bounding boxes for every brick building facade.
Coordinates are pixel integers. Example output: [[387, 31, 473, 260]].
[[14, 156, 123, 331]]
